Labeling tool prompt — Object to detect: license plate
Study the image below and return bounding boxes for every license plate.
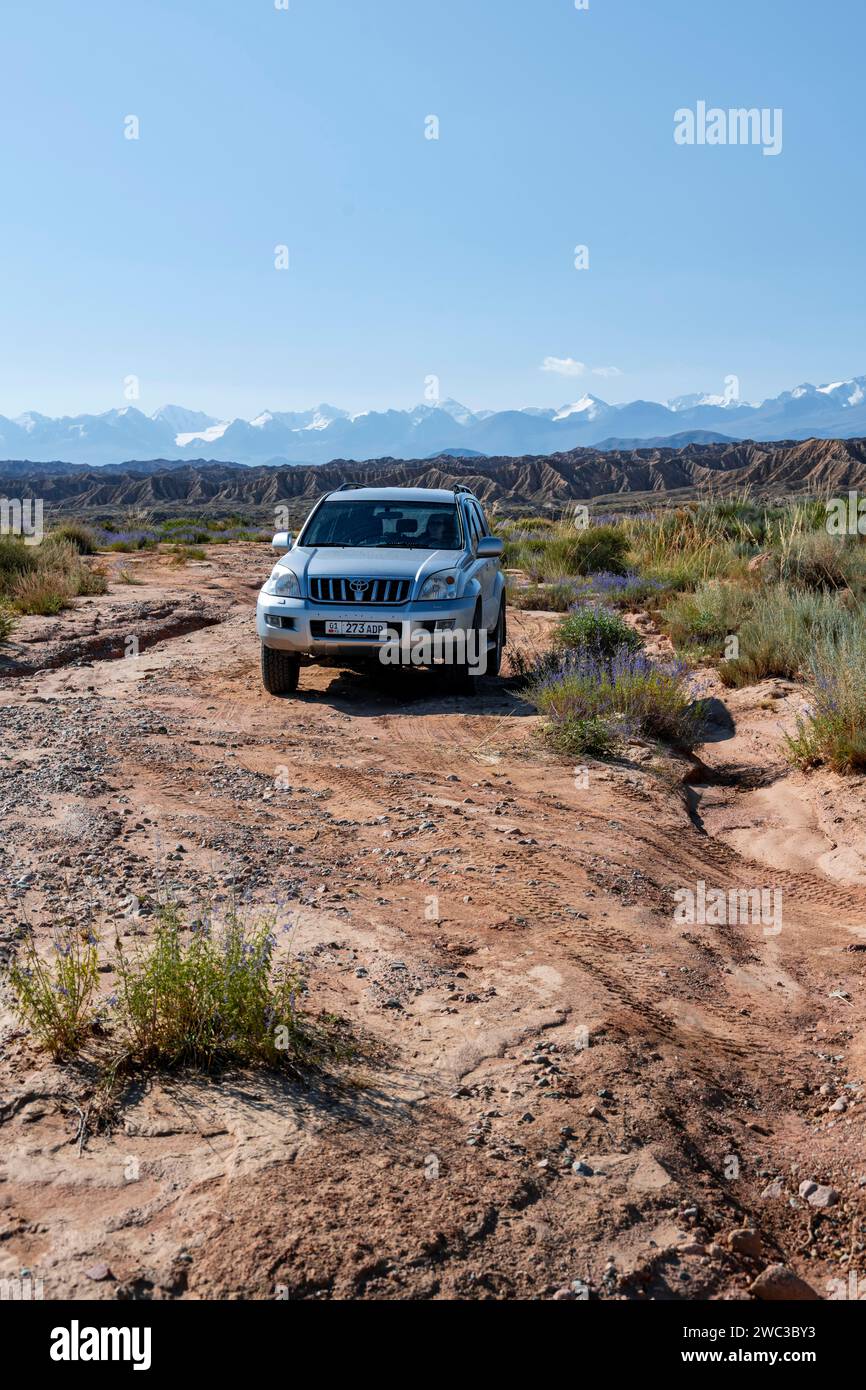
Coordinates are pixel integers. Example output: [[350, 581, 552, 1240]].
[[324, 620, 388, 637]]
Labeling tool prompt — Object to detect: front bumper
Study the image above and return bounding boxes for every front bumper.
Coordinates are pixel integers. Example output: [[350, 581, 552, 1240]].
[[256, 594, 477, 658]]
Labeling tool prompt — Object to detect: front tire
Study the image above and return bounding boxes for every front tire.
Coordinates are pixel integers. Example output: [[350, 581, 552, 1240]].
[[261, 644, 301, 695], [450, 600, 483, 696]]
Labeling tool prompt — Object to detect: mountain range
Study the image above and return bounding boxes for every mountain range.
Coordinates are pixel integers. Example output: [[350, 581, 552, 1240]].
[[5, 437, 866, 515], [3, 376, 866, 468]]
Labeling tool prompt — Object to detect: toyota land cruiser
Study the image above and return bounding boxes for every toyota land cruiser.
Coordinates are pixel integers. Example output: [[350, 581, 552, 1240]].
[[256, 485, 506, 695]]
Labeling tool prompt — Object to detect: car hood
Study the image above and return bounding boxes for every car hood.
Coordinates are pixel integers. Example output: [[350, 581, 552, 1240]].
[[277, 546, 465, 584]]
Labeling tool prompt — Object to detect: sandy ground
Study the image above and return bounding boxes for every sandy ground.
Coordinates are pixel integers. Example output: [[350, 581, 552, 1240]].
[[1, 544, 866, 1301]]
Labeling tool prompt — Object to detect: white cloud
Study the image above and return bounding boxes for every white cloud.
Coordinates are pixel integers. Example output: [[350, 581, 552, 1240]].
[[541, 356, 587, 378], [541, 358, 622, 380]]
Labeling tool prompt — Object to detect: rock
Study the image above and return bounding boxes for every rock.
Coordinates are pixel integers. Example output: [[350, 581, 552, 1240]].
[[699, 696, 736, 733], [728, 1228, 762, 1258], [566, 1279, 590, 1299], [750, 1264, 819, 1301], [807, 1185, 839, 1210], [798, 1180, 818, 1200], [629, 1151, 673, 1192], [85, 1263, 113, 1282], [761, 1179, 784, 1200], [572, 1161, 594, 1177]]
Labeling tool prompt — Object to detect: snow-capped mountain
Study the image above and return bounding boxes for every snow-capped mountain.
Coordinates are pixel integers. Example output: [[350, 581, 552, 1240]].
[[151, 405, 220, 434], [553, 395, 612, 423], [668, 391, 743, 412], [4, 376, 866, 467]]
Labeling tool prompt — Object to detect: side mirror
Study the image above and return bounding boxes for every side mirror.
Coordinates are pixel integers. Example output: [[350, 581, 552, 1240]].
[[272, 532, 293, 551], [476, 536, 504, 559]]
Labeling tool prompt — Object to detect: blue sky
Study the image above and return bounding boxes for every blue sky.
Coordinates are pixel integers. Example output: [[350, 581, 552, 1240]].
[[1, 0, 863, 419]]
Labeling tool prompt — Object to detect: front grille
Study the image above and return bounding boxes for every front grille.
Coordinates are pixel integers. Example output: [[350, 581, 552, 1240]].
[[308, 577, 411, 605]]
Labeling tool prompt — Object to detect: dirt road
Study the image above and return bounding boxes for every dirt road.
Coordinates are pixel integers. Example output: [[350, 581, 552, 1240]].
[[2, 546, 865, 1300]]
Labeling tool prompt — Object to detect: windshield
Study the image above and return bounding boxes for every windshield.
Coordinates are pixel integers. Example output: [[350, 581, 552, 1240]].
[[300, 499, 462, 549]]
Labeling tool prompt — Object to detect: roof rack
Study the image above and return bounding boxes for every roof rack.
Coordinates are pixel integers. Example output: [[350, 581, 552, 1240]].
[[333, 482, 357, 491], [453, 484, 475, 497]]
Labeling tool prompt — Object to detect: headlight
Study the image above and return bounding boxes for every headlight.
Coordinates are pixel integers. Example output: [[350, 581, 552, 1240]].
[[418, 572, 457, 601], [263, 567, 301, 598]]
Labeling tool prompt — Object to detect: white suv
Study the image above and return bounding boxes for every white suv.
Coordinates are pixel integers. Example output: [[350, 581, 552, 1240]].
[[256, 485, 506, 695]]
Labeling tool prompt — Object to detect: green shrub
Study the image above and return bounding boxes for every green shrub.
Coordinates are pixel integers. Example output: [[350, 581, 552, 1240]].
[[505, 523, 630, 581], [8, 906, 349, 1075], [506, 578, 585, 612], [720, 586, 859, 687], [11, 571, 74, 615], [1, 534, 105, 612], [53, 522, 98, 555], [561, 525, 630, 576], [556, 604, 641, 660], [167, 544, 207, 566], [0, 599, 16, 642], [112, 908, 320, 1070], [580, 572, 670, 610], [74, 564, 109, 596], [9, 926, 100, 1059], [0, 536, 39, 587], [662, 581, 755, 658], [102, 537, 157, 553], [787, 633, 866, 773], [764, 531, 865, 592], [160, 526, 211, 545], [510, 515, 558, 531], [621, 501, 765, 592], [530, 646, 704, 754], [546, 715, 619, 758]]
